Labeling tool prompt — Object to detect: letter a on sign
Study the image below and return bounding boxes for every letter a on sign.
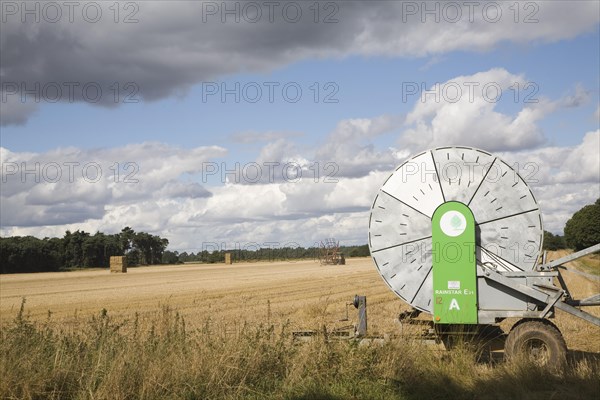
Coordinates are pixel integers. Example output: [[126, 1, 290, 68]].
[[449, 298, 460, 310]]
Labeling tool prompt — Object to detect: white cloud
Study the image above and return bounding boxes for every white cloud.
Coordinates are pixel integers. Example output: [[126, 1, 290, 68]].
[[2, 133, 597, 247], [496, 131, 600, 233], [313, 115, 404, 177], [1, 138, 392, 248], [400, 68, 549, 152], [0, 142, 226, 226], [531, 183, 599, 234], [560, 84, 591, 108], [497, 130, 600, 186], [554, 130, 600, 184], [238, 115, 405, 182], [256, 138, 302, 166]]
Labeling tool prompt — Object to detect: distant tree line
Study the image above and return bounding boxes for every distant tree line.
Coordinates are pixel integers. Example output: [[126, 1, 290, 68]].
[[0, 227, 168, 274], [170, 244, 371, 264], [0, 230, 371, 273]]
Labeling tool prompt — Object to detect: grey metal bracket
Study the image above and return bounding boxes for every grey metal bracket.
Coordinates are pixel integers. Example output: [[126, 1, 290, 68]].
[[502, 271, 558, 278], [579, 294, 600, 306], [555, 268, 573, 300], [539, 243, 600, 270], [566, 294, 600, 307], [477, 264, 556, 304], [555, 301, 600, 327], [478, 263, 600, 327], [539, 291, 563, 319]]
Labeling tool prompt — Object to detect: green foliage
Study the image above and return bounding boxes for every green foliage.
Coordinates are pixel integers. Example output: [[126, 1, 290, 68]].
[[543, 231, 567, 251], [0, 236, 62, 273], [162, 250, 181, 264], [348, 244, 370, 257], [0, 227, 170, 273], [564, 198, 600, 250]]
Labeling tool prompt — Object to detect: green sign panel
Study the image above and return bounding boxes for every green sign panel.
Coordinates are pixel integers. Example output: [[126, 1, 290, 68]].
[[432, 201, 478, 324]]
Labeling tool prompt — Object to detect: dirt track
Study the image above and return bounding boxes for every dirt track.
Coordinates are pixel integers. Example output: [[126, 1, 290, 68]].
[[1, 254, 598, 353]]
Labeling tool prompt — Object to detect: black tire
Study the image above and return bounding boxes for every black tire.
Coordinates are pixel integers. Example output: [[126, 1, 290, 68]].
[[505, 319, 567, 369]]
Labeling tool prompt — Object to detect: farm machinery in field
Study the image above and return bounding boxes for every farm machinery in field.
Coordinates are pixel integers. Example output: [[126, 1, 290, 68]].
[[317, 238, 345, 265], [361, 146, 600, 366]]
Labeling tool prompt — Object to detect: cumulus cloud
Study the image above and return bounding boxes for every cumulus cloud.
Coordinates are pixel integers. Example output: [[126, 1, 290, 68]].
[[160, 211, 372, 252], [560, 84, 591, 108], [550, 130, 600, 184], [227, 115, 405, 185], [1, 135, 394, 248], [492, 131, 600, 233], [0, 142, 226, 226], [497, 130, 600, 186], [529, 183, 599, 234], [399, 68, 550, 152], [314, 115, 404, 177], [2, 132, 598, 248], [2, 1, 598, 124]]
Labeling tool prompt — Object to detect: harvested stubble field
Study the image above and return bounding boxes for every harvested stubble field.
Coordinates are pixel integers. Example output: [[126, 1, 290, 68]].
[[0, 258, 403, 333], [1, 254, 599, 400]]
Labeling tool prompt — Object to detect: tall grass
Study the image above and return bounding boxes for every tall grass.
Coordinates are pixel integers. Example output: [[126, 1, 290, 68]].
[[1, 300, 599, 400]]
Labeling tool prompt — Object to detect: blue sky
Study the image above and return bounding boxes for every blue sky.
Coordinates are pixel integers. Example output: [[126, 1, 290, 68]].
[[4, 31, 598, 152], [1, 1, 599, 251]]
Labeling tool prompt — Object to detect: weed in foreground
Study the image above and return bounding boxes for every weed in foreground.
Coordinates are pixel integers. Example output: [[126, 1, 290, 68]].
[[1, 301, 599, 400]]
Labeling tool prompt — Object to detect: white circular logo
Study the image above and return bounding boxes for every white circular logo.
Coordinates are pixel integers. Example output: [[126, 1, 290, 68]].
[[440, 210, 467, 237]]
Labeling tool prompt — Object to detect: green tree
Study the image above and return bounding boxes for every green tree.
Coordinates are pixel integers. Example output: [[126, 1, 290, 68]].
[[63, 230, 90, 268], [0, 236, 62, 273], [564, 198, 600, 250], [126, 249, 140, 266], [132, 232, 151, 265], [543, 231, 566, 251], [120, 227, 135, 254], [152, 236, 169, 264], [104, 234, 123, 263], [162, 250, 180, 264], [83, 233, 105, 267], [349, 245, 370, 257]]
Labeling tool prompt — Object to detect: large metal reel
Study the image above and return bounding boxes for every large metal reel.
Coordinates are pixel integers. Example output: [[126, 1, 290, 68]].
[[368, 146, 543, 314]]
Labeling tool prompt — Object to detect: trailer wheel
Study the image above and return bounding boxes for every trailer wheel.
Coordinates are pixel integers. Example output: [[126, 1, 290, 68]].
[[505, 320, 567, 369]]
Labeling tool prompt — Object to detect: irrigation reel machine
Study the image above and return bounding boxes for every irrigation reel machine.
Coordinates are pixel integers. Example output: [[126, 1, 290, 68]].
[[361, 146, 600, 366]]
